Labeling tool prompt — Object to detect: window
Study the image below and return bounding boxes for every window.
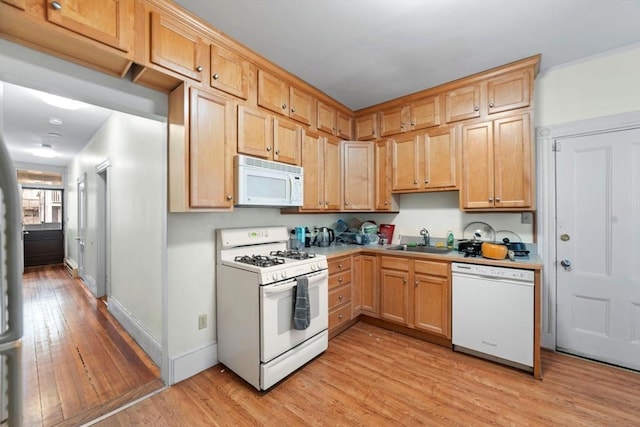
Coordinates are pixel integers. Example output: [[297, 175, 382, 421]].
[[21, 189, 63, 229]]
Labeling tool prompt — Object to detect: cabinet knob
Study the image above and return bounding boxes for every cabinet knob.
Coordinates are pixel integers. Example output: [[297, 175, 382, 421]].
[[474, 106, 479, 111], [291, 107, 296, 113], [196, 65, 203, 72], [337, 128, 341, 133], [403, 279, 407, 285], [212, 73, 220, 80], [496, 197, 501, 202], [282, 104, 287, 110], [424, 179, 429, 184], [275, 149, 280, 155], [400, 123, 405, 129], [489, 102, 494, 108], [325, 201, 329, 205], [338, 277, 343, 283], [414, 180, 418, 184], [384, 201, 388, 205], [488, 197, 493, 202], [411, 121, 415, 126], [414, 281, 419, 287], [266, 146, 271, 152], [373, 130, 376, 135], [51, 1, 62, 10], [226, 195, 233, 201], [345, 201, 349, 205], [338, 264, 343, 268], [319, 201, 323, 206], [339, 295, 344, 301], [338, 314, 344, 320]]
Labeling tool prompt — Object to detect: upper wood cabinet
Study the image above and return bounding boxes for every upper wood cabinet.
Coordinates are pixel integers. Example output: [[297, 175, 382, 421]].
[[299, 132, 342, 211], [445, 84, 481, 123], [168, 84, 234, 212], [323, 137, 342, 210], [0, 0, 134, 76], [375, 140, 395, 211], [336, 110, 353, 140], [355, 113, 378, 140], [273, 118, 301, 165], [460, 113, 532, 210], [237, 105, 272, 159], [342, 141, 375, 211], [210, 44, 250, 99], [391, 134, 420, 191], [149, 11, 206, 82], [380, 95, 440, 137], [317, 100, 336, 134], [258, 69, 313, 125]]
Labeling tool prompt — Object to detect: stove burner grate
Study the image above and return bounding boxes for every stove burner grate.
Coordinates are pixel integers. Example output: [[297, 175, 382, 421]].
[[235, 255, 285, 267], [270, 250, 316, 260]]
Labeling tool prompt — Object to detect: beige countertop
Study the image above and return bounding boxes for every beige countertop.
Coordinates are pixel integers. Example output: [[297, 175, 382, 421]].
[[308, 243, 544, 270]]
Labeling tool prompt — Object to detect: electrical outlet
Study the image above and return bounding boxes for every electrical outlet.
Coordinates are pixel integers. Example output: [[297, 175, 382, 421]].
[[198, 314, 207, 330], [521, 212, 533, 224]]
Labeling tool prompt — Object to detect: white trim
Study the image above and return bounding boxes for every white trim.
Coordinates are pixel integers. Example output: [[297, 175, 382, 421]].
[[159, 119, 169, 385], [169, 342, 218, 385], [108, 296, 162, 368], [95, 158, 111, 174], [81, 273, 97, 296], [538, 42, 640, 76], [536, 110, 640, 350]]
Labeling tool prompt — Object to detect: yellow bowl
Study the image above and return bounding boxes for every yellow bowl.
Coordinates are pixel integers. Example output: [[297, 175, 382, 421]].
[[481, 242, 508, 260]]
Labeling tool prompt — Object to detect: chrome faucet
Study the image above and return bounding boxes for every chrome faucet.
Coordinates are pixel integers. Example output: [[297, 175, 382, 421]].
[[420, 228, 430, 246]]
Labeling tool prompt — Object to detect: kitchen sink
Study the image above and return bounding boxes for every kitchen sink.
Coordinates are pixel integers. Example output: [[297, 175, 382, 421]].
[[386, 245, 452, 254]]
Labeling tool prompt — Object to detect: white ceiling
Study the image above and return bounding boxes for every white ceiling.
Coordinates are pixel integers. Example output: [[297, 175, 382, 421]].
[[2, 0, 639, 168]]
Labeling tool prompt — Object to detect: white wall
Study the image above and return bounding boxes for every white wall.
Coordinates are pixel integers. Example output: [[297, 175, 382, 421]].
[[67, 112, 165, 364]]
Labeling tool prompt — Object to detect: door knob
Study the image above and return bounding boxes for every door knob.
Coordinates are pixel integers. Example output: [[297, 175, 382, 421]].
[[560, 233, 570, 241], [560, 259, 572, 270]]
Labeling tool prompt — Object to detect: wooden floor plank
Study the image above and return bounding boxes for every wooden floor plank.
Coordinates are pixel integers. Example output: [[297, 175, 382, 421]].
[[22, 265, 162, 426], [95, 322, 640, 426]]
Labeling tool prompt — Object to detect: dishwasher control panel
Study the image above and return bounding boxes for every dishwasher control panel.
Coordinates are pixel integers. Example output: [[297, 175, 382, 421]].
[[451, 262, 534, 282]]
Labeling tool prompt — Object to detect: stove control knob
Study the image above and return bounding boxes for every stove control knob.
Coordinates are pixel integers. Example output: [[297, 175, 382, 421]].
[[281, 272, 287, 279], [272, 273, 279, 281], [311, 264, 317, 271]]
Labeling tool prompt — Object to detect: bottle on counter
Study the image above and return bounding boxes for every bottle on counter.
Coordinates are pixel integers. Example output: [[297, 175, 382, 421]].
[[447, 231, 455, 249]]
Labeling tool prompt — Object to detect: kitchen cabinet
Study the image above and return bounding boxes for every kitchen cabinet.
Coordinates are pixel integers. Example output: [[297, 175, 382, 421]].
[[342, 141, 375, 211], [258, 69, 313, 125], [355, 113, 378, 141], [0, 0, 134, 77], [317, 101, 353, 139], [460, 113, 532, 210], [210, 43, 250, 99], [237, 106, 301, 165], [358, 254, 379, 317], [300, 131, 341, 211], [379, 96, 440, 137], [168, 84, 234, 212], [391, 128, 456, 192], [445, 84, 481, 123], [149, 11, 206, 82], [328, 256, 353, 336], [336, 110, 353, 140], [375, 140, 397, 211], [379, 256, 451, 339]]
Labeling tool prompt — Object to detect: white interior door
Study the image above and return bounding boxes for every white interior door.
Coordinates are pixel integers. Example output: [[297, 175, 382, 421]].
[[555, 127, 640, 371], [77, 175, 87, 280]]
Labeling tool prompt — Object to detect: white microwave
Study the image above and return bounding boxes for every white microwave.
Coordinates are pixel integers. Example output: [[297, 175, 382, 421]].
[[235, 155, 304, 207]]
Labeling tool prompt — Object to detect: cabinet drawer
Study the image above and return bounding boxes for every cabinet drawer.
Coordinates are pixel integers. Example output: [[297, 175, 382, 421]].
[[329, 284, 351, 309], [329, 270, 351, 290], [380, 256, 410, 271], [329, 304, 352, 331], [328, 256, 352, 273], [414, 260, 449, 277]]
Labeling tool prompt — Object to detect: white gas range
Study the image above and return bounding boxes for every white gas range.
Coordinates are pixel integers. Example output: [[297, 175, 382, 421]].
[[216, 226, 328, 391]]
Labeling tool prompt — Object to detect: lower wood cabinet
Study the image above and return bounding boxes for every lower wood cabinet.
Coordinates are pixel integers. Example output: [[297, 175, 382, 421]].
[[379, 256, 450, 339], [328, 255, 353, 335], [352, 254, 379, 318]]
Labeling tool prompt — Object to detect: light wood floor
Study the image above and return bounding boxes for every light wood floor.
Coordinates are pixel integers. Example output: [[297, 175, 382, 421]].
[[95, 321, 640, 426], [22, 265, 162, 426]]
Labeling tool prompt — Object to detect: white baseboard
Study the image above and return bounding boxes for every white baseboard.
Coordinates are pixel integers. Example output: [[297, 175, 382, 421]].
[[169, 343, 218, 385], [82, 273, 97, 296], [108, 297, 162, 367], [64, 257, 78, 278]]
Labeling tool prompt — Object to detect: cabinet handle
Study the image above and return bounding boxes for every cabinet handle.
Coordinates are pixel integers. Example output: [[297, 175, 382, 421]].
[[411, 121, 416, 126], [488, 197, 493, 202], [339, 295, 344, 301], [282, 104, 287, 110], [275, 149, 280, 155], [489, 102, 494, 108], [373, 130, 376, 135], [226, 195, 233, 201], [403, 279, 407, 285], [414, 180, 418, 184], [400, 123, 405, 129], [496, 197, 501, 202], [338, 264, 343, 268], [338, 277, 343, 283], [338, 314, 344, 320], [384, 201, 389, 205], [196, 65, 203, 72], [414, 281, 419, 287], [325, 201, 329, 205], [319, 201, 323, 206], [474, 106, 479, 111], [345, 201, 349, 205], [212, 73, 220, 80], [424, 179, 429, 184], [291, 107, 296, 113], [266, 146, 271, 152], [337, 128, 341, 133], [51, 1, 62, 10]]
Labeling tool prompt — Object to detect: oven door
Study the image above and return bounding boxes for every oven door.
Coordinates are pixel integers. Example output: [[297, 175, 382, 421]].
[[260, 269, 328, 363]]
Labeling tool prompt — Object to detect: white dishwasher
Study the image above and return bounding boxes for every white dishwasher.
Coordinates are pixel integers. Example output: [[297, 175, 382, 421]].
[[452, 262, 534, 371]]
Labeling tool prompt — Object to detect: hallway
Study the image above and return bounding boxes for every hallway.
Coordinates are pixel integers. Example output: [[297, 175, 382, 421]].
[[22, 265, 162, 426]]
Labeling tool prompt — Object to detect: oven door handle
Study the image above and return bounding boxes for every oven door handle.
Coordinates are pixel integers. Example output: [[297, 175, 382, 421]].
[[262, 271, 327, 297]]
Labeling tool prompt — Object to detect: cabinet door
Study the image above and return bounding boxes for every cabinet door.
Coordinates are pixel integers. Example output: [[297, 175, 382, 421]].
[[189, 88, 234, 208], [380, 106, 405, 137], [375, 140, 392, 210], [289, 86, 313, 125], [47, 0, 132, 52], [460, 121, 494, 209], [300, 130, 324, 210], [380, 268, 410, 326], [317, 100, 336, 134], [352, 255, 362, 314], [237, 105, 272, 159], [337, 111, 352, 140], [410, 95, 440, 130], [2, 0, 25, 10], [423, 127, 456, 189], [360, 255, 379, 317], [343, 141, 374, 210], [487, 70, 530, 115], [323, 137, 342, 210], [150, 11, 205, 81], [445, 84, 481, 123], [258, 69, 289, 116], [413, 273, 450, 337], [210, 44, 249, 99], [391, 135, 420, 191], [355, 113, 377, 141], [493, 114, 532, 208], [273, 118, 301, 165]]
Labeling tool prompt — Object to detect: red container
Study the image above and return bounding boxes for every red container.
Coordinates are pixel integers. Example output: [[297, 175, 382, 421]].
[[379, 224, 395, 243]]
